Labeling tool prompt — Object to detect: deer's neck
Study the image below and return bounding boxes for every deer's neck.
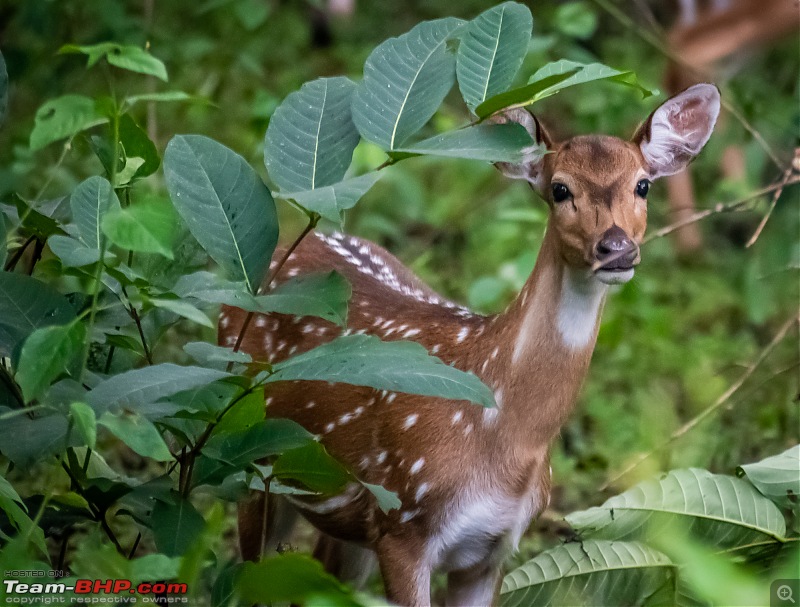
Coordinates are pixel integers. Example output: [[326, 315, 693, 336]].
[[479, 229, 608, 446]]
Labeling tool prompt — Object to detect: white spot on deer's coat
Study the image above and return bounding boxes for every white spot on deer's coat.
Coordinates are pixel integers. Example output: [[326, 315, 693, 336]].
[[305, 401, 316, 409], [415, 483, 430, 502], [325, 423, 335, 433], [431, 344, 441, 354], [255, 317, 266, 328], [302, 325, 314, 334], [404, 328, 421, 338], [339, 413, 353, 425], [451, 411, 463, 425], [410, 458, 425, 474], [403, 414, 418, 430], [491, 347, 499, 360], [400, 509, 421, 523], [219, 316, 230, 329], [225, 335, 236, 346], [376, 451, 387, 464], [386, 393, 397, 404], [464, 424, 473, 436], [457, 327, 469, 343]]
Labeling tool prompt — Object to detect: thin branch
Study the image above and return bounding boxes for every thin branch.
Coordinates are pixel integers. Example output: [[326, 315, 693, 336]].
[[591, 176, 800, 272], [600, 314, 797, 491], [228, 214, 320, 360], [4, 235, 37, 272], [746, 156, 798, 247]]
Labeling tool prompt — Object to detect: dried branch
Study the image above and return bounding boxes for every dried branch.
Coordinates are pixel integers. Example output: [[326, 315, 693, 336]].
[[600, 314, 798, 491], [746, 150, 799, 247]]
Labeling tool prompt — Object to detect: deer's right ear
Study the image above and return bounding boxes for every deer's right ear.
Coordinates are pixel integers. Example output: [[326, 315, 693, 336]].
[[490, 108, 551, 192]]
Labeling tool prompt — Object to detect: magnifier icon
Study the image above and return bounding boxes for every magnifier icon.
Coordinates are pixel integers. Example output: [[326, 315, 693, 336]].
[[778, 585, 796, 604]]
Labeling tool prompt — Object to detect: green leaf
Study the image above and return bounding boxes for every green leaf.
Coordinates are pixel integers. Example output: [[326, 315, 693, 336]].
[[528, 59, 654, 101], [123, 91, 194, 107], [48, 235, 103, 267], [99, 411, 173, 461], [61, 43, 168, 81], [395, 122, 537, 162], [566, 469, 787, 550], [361, 482, 401, 514], [280, 173, 382, 225], [102, 200, 177, 259], [272, 441, 353, 494], [114, 113, 161, 181], [554, 1, 598, 39], [255, 271, 351, 326], [147, 297, 213, 328], [70, 401, 97, 448], [352, 18, 465, 150], [87, 364, 231, 415], [164, 134, 278, 293], [9, 195, 67, 240], [0, 410, 72, 465], [183, 342, 252, 366], [738, 445, 800, 511], [70, 176, 121, 250], [456, 2, 532, 111], [500, 540, 677, 607], [0, 49, 8, 127], [150, 495, 206, 556], [29, 95, 106, 151], [236, 553, 360, 606], [263, 334, 495, 407], [475, 68, 582, 118], [0, 475, 48, 556], [203, 418, 315, 469], [0, 273, 76, 357], [130, 554, 182, 583], [265, 77, 360, 192], [172, 271, 256, 309], [15, 321, 86, 402]]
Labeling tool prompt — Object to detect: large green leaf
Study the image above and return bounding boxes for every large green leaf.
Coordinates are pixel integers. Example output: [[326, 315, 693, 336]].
[[202, 418, 315, 467], [456, 2, 532, 111], [15, 321, 86, 402], [280, 173, 382, 225], [351, 18, 465, 150], [0, 273, 76, 357], [0, 50, 8, 127], [91, 114, 161, 183], [236, 553, 359, 606], [272, 441, 353, 494], [261, 334, 495, 407], [102, 199, 177, 259], [501, 540, 677, 607], [255, 271, 351, 326], [738, 445, 800, 511], [86, 364, 231, 415], [0, 410, 72, 466], [47, 235, 104, 267], [163, 135, 278, 293], [264, 77, 360, 192], [70, 176, 121, 250], [395, 123, 537, 162], [475, 68, 582, 118], [150, 496, 206, 556], [29, 95, 107, 151], [60, 43, 168, 81], [98, 411, 173, 461], [527, 60, 654, 99], [566, 469, 787, 550]]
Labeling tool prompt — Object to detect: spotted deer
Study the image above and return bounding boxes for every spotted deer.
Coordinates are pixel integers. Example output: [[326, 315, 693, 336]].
[[220, 84, 720, 606]]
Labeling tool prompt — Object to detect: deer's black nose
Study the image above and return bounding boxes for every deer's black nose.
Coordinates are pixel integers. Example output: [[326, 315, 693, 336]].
[[595, 226, 638, 270]]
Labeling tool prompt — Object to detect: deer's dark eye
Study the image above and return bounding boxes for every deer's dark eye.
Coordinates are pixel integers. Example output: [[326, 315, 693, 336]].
[[552, 183, 571, 203], [636, 179, 651, 198]]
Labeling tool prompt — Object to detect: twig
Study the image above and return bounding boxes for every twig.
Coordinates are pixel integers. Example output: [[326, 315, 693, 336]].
[[591, 176, 800, 272], [228, 214, 320, 360], [746, 156, 798, 247], [600, 314, 798, 491], [4, 235, 37, 272]]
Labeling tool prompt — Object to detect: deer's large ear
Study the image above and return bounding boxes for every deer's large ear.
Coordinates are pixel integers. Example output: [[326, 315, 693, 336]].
[[490, 108, 552, 192], [634, 83, 720, 178]]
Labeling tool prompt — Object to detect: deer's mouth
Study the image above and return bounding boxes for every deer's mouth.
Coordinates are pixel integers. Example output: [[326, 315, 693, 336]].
[[594, 267, 635, 285]]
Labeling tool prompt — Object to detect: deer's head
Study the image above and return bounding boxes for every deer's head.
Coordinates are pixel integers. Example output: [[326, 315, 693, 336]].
[[495, 83, 720, 285]]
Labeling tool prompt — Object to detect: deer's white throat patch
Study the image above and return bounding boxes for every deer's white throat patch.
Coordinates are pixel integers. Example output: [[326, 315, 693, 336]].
[[556, 269, 607, 350]]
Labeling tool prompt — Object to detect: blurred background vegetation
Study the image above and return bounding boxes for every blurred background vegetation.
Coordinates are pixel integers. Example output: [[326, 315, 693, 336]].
[[1, 0, 797, 577]]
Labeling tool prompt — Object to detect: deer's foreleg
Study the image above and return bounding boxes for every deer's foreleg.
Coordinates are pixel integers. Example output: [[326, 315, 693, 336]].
[[376, 534, 431, 607], [445, 563, 503, 607]]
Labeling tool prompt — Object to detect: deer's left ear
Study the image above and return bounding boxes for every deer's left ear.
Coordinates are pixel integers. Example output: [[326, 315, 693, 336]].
[[633, 83, 720, 178]]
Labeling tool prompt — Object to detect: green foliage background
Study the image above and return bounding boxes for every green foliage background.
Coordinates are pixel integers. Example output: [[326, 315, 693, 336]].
[[0, 0, 797, 604]]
